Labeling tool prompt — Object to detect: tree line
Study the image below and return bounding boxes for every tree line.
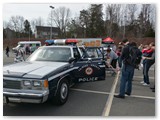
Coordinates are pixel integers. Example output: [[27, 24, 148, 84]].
[[3, 4, 155, 39]]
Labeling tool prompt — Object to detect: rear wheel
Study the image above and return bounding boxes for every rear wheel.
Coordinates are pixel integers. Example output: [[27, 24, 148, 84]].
[[54, 80, 69, 105]]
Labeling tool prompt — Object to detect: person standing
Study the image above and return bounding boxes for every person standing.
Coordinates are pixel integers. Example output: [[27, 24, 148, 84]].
[[142, 43, 155, 86], [14, 48, 25, 62], [114, 40, 140, 98], [25, 46, 30, 55], [141, 43, 155, 86], [6, 46, 9, 57]]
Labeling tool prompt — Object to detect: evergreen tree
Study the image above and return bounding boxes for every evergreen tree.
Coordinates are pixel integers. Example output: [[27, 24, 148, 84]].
[[88, 4, 105, 37], [79, 9, 90, 37], [24, 20, 32, 37]]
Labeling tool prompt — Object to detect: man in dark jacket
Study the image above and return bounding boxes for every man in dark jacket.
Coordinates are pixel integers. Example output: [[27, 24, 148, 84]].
[[114, 39, 137, 98]]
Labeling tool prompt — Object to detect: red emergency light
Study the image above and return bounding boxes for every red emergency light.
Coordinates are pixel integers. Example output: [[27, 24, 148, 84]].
[[65, 39, 78, 45]]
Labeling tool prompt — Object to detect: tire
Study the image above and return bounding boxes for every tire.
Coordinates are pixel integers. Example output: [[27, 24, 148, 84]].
[[54, 79, 69, 105]]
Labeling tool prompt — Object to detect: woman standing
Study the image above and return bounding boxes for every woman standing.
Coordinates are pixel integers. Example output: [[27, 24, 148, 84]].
[[141, 43, 155, 86]]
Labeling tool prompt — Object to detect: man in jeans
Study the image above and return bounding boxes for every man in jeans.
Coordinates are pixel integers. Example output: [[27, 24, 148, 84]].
[[114, 40, 137, 98]]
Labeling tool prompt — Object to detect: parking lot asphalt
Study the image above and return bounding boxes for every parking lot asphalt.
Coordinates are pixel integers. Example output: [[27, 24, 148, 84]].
[[3, 51, 155, 116], [110, 69, 155, 116]]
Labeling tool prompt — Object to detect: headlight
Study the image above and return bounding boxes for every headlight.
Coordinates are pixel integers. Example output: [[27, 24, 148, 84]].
[[22, 79, 48, 90], [23, 80, 31, 86], [33, 81, 41, 87]]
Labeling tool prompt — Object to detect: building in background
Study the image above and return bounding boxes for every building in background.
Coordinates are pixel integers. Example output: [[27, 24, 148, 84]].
[[35, 26, 60, 39]]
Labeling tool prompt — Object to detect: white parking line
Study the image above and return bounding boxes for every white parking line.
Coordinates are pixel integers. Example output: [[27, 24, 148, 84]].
[[128, 95, 155, 100], [71, 73, 155, 117], [102, 71, 120, 117], [71, 88, 155, 100], [71, 88, 111, 95], [133, 76, 154, 80]]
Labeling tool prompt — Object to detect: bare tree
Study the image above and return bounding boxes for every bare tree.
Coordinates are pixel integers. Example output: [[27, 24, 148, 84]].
[[105, 4, 122, 37], [3, 21, 10, 29], [126, 4, 138, 24], [105, 4, 114, 36], [143, 4, 151, 21], [115, 4, 122, 25], [8, 16, 24, 32], [36, 17, 45, 26], [48, 7, 71, 38], [8, 15, 25, 38], [19, 16, 25, 33], [31, 19, 37, 33], [139, 4, 152, 36], [31, 17, 44, 32], [149, 4, 156, 30]]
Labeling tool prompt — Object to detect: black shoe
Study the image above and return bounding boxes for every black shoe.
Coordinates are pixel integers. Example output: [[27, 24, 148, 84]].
[[150, 87, 155, 89], [114, 95, 125, 99], [152, 89, 155, 92], [125, 92, 131, 96]]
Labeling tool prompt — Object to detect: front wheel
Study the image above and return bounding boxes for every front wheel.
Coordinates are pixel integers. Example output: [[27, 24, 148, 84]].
[[54, 80, 69, 105]]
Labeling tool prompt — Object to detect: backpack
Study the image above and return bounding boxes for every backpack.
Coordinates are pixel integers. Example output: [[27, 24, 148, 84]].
[[125, 46, 142, 68]]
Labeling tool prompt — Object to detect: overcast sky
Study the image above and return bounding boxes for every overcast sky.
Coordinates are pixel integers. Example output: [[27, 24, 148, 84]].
[[3, 3, 91, 25]]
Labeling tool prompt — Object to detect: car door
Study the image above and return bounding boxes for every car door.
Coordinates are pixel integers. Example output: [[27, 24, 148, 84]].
[[73, 47, 106, 83]]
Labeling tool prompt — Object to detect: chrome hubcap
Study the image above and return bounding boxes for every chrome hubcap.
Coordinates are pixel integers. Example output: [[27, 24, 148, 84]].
[[60, 83, 68, 99]]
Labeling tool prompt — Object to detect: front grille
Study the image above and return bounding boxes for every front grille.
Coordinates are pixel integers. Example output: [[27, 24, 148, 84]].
[[3, 80, 21, 89]]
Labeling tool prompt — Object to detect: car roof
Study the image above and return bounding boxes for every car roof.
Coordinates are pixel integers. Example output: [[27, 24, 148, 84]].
[[41, 45, 76, 48], [18, 41, 41, 44]]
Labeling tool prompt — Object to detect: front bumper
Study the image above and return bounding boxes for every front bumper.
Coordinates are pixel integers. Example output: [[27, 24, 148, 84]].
[[3, 88, 49, 104]]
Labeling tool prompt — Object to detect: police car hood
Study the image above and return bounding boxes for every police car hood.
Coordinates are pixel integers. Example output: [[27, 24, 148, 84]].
[[3, 61, 68, 78]]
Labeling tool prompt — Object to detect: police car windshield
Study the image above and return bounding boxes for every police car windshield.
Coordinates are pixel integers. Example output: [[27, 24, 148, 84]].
[[26, 47, 71, 62]]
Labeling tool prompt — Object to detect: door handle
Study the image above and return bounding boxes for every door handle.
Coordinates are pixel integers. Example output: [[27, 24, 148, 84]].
[[87, 58, 92, 63]]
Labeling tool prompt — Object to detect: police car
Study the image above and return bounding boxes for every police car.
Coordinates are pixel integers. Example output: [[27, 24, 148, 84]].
[[3, 39, 106, 105]]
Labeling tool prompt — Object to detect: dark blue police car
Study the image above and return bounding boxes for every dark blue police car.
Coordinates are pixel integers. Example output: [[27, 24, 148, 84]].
[[3, 39, 106, 105]]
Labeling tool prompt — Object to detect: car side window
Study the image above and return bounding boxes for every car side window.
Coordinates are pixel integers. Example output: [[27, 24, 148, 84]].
[[87, 49, 98, 58], [86, 47, 103, 58], [73, 48, 81, 59], [79, 47, 89, 58], [97, 48, 103, 58], [36, 44, 40, 47]]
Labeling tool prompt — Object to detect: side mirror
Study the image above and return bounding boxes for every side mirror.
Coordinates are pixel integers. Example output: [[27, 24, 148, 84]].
[[68, 57, 76, 63]]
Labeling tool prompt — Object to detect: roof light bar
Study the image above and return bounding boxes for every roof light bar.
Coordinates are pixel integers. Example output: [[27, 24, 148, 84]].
[[54, 39, 66, 45], [45, 39, 78, 46]]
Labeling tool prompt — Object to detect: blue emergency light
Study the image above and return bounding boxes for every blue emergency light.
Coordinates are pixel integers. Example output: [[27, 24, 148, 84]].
[[45, 40, 55, 45], [45, 39, 78, 46]]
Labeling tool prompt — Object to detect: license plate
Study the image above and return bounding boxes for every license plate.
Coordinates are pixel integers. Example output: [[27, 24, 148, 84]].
[[3, 96, 7, 103]]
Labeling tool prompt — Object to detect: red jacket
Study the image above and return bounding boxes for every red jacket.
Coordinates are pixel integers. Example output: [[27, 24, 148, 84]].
[[142, 49, 153, 54]]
